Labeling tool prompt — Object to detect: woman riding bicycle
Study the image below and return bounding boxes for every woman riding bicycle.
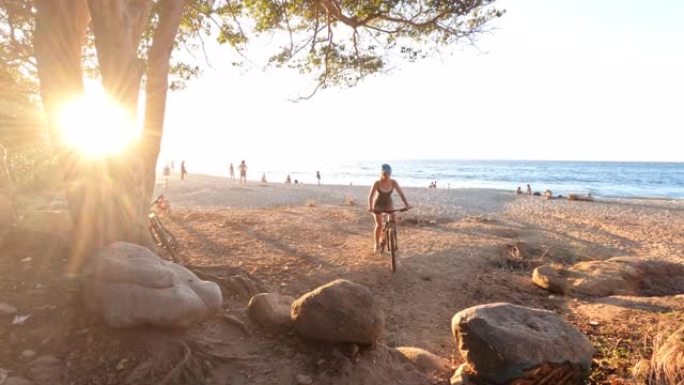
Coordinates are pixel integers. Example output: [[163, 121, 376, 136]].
[[368, 164, 411, 252]]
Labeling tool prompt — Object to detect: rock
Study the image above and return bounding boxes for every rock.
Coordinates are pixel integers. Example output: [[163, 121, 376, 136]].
[[533, 258, 684, 297], [532, 265, 568, 294], [295, 374, 313, 384], [452, 303, 594, 385], [0, 303, 17, 316], [21, 350, 36, 359], [27, 355, 63, 384], [247, 293, 294, 329], [450, 364, 476, 385], [3, 377, 34, 385], [84, 242, 222, 328], [396, 347, 449, 374], [291, 279, 384, 344]]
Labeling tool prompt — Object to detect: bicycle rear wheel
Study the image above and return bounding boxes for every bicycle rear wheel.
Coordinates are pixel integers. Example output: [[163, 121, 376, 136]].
[[388, 227, 397, 273]]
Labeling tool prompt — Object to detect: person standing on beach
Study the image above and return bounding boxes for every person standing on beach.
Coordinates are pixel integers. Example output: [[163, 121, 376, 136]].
[[316, 171, 321, 185], [229, 163, 235, 182], [368, 164, 411, 253], [180, 160, 187, 181], [526, 184, 532, 195], [238, 160, 247, 185]]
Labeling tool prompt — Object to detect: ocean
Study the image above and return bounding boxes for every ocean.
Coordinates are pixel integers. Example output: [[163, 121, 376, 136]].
[[234, 160, 684, 199]]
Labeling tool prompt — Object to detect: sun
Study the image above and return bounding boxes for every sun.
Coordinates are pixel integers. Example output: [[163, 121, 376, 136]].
[[58, 90, 141, 158]]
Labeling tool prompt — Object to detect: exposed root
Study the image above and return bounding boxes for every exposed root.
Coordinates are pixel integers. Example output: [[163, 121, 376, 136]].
[[219, 312, 252, 336], [156, 340, 191, 385]]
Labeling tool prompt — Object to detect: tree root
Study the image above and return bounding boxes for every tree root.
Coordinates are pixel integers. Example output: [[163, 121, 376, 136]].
[[219, 312, 252, 336], [156, 340, 192, 385]]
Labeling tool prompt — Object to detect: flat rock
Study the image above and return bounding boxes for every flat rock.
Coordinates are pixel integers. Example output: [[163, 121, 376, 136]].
[[452, 302, 594, 385], [396, 347, 449, 374], [532, 258, 684, 297], [291, 279, 384, 344], [247, 293, 294, 329], [84, 242, 222, 328]]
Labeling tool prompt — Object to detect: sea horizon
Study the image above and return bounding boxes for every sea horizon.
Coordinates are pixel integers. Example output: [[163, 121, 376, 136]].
[[159, 159, 684, 200]]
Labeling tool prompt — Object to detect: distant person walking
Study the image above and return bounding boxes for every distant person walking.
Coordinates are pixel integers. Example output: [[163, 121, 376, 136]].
[[261, 173, 267, 184], [238, 160, 247, 185], [285, 175, 292, 184], [526, 184, 532, 195], [229, 162, 235, 182], [180, 160, 187, 181], [163, 163, 171, 190], [316, 171, 321, 185]]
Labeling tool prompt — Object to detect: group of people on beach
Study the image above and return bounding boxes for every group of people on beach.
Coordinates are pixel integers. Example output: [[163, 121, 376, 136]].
[[228, 161, 248, 185]]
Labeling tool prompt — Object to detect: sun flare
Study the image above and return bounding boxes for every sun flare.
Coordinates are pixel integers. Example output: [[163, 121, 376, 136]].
[[58, 90, 141, 157]]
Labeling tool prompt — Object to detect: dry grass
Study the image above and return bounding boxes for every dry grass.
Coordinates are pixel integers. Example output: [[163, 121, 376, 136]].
[[642, 325, 684, 385]]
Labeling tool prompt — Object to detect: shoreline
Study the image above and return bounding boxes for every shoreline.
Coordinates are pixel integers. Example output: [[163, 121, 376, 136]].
[[156, 173, 684, 205]]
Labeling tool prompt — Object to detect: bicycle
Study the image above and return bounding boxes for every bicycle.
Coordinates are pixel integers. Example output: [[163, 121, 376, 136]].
[[148, 195, 179, 262], [374, 207, 409, 273]]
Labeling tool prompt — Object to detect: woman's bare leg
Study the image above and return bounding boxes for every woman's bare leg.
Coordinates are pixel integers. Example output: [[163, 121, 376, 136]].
[[373, 213, 383, 251]]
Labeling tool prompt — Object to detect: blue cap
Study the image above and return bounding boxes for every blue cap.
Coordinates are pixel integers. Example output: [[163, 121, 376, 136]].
[[381, 164, 392, 174]]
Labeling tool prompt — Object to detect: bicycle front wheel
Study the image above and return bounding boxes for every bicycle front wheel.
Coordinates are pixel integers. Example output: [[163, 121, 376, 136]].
[[388, 227, 397, 273]]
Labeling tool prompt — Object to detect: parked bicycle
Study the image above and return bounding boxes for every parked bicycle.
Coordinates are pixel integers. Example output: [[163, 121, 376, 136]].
[[374, 207, 409, 273], [148, 194, 179, 262]]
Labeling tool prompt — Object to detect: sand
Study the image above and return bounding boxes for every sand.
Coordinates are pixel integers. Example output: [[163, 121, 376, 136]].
[[153, 174, 684, 377], [2, 173, 681, 384]]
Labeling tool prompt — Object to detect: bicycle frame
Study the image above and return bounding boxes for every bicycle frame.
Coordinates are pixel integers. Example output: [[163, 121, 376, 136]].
[[373, 208, 408, 273]]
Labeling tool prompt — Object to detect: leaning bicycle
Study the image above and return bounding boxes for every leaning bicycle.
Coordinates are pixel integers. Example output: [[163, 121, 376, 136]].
[[148, 195, 179, 262], [374, 207, 409, 273]]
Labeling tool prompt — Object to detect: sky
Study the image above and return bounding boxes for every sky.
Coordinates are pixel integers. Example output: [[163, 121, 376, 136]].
[[159, 0, 684, 175]]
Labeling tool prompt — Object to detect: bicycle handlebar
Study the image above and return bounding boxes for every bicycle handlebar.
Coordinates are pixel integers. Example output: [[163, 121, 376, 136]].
[[372, 207, 410, 214]]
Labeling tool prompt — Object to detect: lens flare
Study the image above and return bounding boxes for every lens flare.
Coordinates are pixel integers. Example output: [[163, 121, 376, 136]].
[[58, 91, 141, 157]]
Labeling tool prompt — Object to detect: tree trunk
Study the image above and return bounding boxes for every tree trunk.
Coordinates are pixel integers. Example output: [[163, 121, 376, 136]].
[[142, 0, 185, 202], [34, 0, 181, 272]]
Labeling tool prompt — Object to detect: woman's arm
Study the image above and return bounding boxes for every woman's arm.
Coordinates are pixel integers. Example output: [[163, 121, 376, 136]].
[[393, 179, 410, 208], [368, 181, 378, 211]]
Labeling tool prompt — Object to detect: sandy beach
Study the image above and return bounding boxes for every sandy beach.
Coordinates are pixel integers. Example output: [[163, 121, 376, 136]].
[[2, 173, 682, 384], [149, 174, 684, 381]]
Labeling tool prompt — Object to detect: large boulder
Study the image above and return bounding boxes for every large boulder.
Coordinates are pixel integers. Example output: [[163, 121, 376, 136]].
[[247, 293, 294, 329], [291, 279, 384, 344], [532, 258, 684, 297], [84, 242, 222, 328], [452, 303, 594, 385]]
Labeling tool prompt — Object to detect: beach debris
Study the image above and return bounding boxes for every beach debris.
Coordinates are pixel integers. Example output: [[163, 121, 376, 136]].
[[83, 242, 222, 328], [20, 257, 32, 263], [12, 314, 31, 325], [291, 279, 384, 344], [247, 293, 294, 330], [451, 303, 594, 385]]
